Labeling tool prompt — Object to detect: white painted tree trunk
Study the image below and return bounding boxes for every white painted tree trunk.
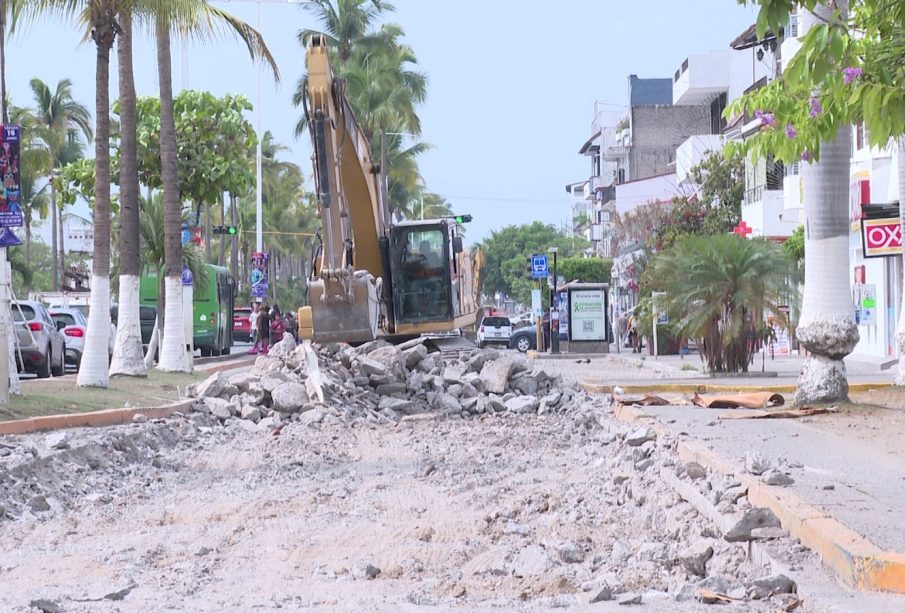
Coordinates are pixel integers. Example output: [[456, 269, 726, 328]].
[[894, 138, 905, 384], [109, 274, 148, 377], [795, 125, 859, 404], [157, 275, 191, 372], [77, 275, 112, 388], [3, 303, 19, 396], [144, 319, 159, 370]]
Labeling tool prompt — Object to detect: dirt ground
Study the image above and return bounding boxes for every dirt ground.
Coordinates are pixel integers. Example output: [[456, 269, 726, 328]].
[[0, 404, 789, 612]]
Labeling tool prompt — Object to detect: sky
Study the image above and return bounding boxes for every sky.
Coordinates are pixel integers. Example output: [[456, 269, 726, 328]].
[[6, 0, 758, 247]]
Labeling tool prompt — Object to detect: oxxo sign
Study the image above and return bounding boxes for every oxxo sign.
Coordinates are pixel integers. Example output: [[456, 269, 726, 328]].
[[862, 218, 903, 258]]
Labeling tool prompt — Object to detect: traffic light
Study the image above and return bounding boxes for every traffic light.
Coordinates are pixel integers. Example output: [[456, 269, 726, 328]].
[[212, 225, 238, 235], [453, 214, 472, 224]]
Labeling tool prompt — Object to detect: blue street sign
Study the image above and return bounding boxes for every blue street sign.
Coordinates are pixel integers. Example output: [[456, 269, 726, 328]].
[[531, 254, 548, 279]]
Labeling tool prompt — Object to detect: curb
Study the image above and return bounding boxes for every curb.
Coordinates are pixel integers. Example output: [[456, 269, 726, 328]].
[[0, 399, 195, 437], [613, 404, 905, 594], [582, 382, 893, 394]]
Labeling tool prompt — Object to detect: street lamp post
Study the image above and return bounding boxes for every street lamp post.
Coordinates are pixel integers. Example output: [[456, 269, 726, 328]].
[[212, 0, 311, 256], [548, 247, 559, 355]]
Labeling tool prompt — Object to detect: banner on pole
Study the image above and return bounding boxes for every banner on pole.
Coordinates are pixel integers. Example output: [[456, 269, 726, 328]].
[[251, 251, 269, 299], [0, 125, 22, 229]]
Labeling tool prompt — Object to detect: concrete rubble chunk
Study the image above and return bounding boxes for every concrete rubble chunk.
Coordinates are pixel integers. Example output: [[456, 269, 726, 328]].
[[271, 382, 308, 413], [744, 451, 771, 476], [355, 356, 387, 377], [228, 372, 258, 392], [240, 405, 261, 423], [747, 574, 796, 599], [194, 371, 227, 398], [260, 371, 291, 393], [433, 393, 462, 415], [351, 561, 381, 580], [679, 540, 714, 577], [625, 426, 657, 447], [376, 382, 407, 396], [505, 396, 540, 414], [684, 461, 707, 481], [45, 432, 72, 450], [510, 545, 552, 577], [480, 358, 514, 394], [617, 592, 642, 605], [204, 397, 234, 420], [762, 469, 794, 486], [725, 507, 782, 542], [402, 344, 428, 368], [378, 397, 413, 413], [557, 541, 585, 564]]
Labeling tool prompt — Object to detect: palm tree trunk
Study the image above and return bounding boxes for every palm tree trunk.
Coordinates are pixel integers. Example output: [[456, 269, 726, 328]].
[[50, 193, 58, 291], [24, 210, 31, 266], [156, 18, 190, 373], [110, 11, 147, 377], [230, 193, 239, 282], [77, 18, 116, 389]]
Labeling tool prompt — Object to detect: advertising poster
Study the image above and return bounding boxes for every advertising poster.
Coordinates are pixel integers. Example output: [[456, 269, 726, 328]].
[[251, 251, 270, 299], [0, 125, 22, 228], [569, 289, 606, 341], [556, 290, 568, 338]]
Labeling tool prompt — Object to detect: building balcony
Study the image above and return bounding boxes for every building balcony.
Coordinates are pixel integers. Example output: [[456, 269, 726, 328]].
[[742, 187, 797, 238], [673, 50, 731, 105], [602, 145, 629, 162], [676, 135, 724, 183]]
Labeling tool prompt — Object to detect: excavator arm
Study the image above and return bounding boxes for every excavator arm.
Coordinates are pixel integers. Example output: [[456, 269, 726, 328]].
[[298, 35, 387, 343]]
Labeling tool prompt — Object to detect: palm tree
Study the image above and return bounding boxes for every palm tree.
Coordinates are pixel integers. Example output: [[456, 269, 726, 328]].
[[793, 4, 859, 404], [153, 0, 278, 373], [648, 235, 796, 373], [108, 9, 146, 377], [298, 0, 393, 64], [7, 104, 52, 265], [137, 192, 207, 368], [29, 78, 92, 292]]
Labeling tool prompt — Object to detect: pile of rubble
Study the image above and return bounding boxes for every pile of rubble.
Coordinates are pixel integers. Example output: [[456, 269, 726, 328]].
[[186, 336, 576, 428]]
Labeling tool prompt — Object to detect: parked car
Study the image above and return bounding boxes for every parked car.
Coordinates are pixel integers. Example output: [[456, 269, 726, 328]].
[[508, 327, 537, 353], [477, 316, 512, 348], [50, 308, 89, 369], [12, 300, 66, 378], [509, 311, 534, 328], [110, 304, 157, 346], [233, 307, 253, 343]]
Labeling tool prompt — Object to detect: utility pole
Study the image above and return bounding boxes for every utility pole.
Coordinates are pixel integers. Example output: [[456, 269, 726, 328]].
[[548, 247, 560, 354]]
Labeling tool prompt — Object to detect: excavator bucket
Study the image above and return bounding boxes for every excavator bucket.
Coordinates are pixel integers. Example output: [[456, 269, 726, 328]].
[[302, 273, 380, 344]]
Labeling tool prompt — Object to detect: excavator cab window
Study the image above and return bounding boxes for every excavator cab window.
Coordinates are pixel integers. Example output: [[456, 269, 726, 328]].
[[392, 225, 453, 324]]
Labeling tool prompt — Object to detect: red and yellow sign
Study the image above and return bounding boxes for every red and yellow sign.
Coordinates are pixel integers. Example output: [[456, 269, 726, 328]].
[[862, 218, 903, 258]]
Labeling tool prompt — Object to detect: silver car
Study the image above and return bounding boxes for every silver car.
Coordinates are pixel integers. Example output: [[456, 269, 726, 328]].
[[50, 307, 88, 370], [12, 300, 66, 378]]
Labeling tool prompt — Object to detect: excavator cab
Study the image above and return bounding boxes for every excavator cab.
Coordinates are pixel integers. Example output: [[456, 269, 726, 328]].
[[390, 221, 456, 325]]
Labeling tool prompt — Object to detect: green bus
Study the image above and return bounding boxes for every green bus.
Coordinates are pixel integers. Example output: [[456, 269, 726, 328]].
[[139, 264, 236, 356]]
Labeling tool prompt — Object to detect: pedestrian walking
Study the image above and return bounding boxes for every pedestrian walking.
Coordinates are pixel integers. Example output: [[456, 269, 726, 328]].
[[257, 303, 272, 355]]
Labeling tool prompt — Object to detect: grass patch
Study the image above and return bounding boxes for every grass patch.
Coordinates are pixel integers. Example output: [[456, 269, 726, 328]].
[[0, 370, 204, 422], [681, 364, 699, 372]]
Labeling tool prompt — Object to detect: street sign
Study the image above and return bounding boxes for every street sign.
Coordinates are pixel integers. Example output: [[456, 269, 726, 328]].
[[653, 291, 668, 325], [531, 289, 542, 317], [0, 124, 22, 229], [530, 254, 548, 279]]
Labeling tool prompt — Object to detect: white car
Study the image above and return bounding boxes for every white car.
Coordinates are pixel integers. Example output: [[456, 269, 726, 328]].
[[50, 308, 89, 370], [477, 316, 512, 348], [509, 312, 534, 328]]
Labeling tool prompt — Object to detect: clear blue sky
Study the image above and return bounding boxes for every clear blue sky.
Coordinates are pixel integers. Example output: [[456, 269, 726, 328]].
[[6, 0, 757, 246]]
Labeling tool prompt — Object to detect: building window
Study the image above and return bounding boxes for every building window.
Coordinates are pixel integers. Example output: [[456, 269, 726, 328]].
[[766, 155, 784, 190], [710, 92, 728, 134], [617, 168, 625, 184], [784, 161, 800, 176], [855, 121, 866, 151], [787, 13, 799, 38], [592, 154, 601, 177]]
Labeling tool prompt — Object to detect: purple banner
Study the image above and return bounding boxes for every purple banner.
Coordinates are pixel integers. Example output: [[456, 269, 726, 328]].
[[0, 124, 22, 228], [251, 251, 269, 299]]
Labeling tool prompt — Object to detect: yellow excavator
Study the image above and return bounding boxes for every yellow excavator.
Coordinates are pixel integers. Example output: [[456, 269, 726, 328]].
[[297, 35, 482, 344]]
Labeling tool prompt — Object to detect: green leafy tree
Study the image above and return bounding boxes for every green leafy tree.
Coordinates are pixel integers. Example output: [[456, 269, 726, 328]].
[[648, 235, 797, 373], [688, 148, 745, 233], [557, 257, 612, 284], [480, 222, 588, 306]]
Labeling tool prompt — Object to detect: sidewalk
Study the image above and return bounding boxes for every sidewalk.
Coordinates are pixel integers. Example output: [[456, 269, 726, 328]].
[[579, 352, 895, 393], [602, 391, 905, 595]]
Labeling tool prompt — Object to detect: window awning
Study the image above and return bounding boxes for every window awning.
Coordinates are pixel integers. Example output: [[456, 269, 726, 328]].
[[578, 129, 602, 155]]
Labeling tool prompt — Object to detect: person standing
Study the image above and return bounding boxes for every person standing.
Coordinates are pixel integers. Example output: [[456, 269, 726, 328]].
[[248, 302, 260, 354], [257, 303, 272, 355], [270, 309, 285, 346]]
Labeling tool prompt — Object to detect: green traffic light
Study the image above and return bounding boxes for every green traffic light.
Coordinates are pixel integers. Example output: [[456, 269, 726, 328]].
[[228, 226, 237, 235]]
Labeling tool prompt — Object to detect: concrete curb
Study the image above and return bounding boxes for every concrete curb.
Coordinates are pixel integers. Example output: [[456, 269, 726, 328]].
[[582, 382, 893, 394], [612, 403, 905, 594], [0, 399, 195, 437]]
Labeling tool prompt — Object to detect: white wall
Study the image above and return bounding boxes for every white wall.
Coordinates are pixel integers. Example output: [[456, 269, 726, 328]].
[[613, 173, 680, 215], [676, 135, 723, 184], [673, 50, 731, 105]]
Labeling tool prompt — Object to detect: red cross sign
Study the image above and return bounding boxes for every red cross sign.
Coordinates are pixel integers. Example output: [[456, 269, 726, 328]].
[[733, 221, 753, 238]]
